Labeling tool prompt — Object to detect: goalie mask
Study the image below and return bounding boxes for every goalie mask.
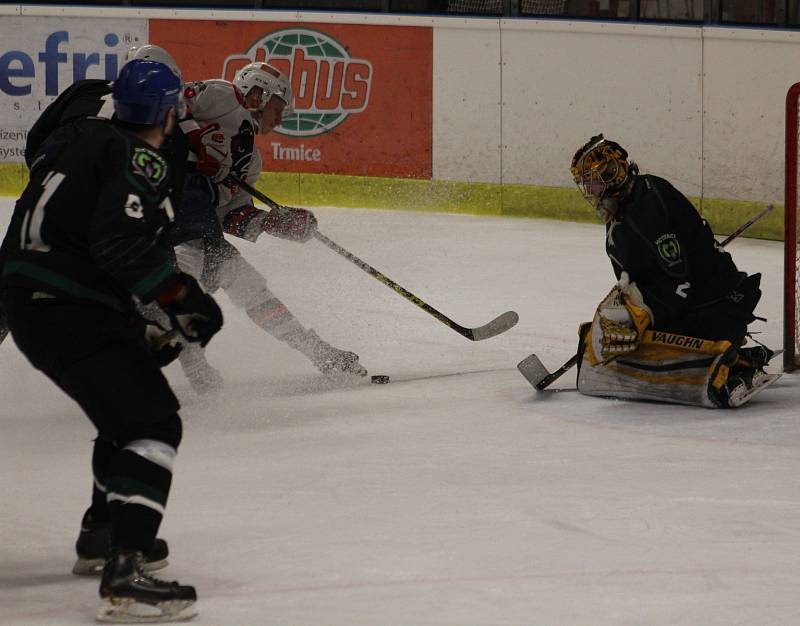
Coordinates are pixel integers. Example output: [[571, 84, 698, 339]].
[[233, 62, 293, 133], [570, 134, 637, 221]]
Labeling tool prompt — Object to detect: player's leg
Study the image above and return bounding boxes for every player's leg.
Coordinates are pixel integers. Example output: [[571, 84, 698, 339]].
[[169, 173, 227, 394], [671, 274, 776, 404], [72, 436, 169, 575], [203, 237, 366, 377], [62, 351, 196, 621], [2, 290, 196, 620]]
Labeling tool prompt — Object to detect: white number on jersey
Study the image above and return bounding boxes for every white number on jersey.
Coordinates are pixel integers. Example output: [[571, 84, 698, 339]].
[[124, 193, 144, 219], [21, 171, 65, 252], [97, 92, 115, 119]]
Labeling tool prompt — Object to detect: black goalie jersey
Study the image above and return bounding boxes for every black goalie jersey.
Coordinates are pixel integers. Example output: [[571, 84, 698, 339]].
[[605, 174, 746, 329]]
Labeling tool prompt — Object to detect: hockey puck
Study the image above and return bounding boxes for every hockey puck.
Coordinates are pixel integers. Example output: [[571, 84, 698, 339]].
[[370, 375, 390, 384]]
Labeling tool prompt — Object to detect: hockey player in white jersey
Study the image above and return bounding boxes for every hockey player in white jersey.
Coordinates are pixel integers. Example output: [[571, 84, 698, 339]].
[[174, 63, 367, 393]]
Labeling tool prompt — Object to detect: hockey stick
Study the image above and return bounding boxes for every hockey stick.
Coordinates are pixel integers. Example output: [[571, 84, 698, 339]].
[[717, 204, 773, 247], [518, 352, 579, 390], [231, 176, 519, 341], [519, 206, 773, 390]]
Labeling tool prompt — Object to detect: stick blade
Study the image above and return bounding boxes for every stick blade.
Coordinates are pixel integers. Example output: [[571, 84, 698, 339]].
[[469, 311, 519, 341], [517, 353, 550, 388]]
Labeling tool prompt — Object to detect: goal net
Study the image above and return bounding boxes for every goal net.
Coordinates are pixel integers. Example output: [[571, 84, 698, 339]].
[[785, 82, 800, 371]]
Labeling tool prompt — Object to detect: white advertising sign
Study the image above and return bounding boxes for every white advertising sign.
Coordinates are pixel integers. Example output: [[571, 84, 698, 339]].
[[0, 17, 147, 162]]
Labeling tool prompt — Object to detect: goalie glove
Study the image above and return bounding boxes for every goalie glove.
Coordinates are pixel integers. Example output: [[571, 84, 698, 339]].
[[157, 273, 223, 347], [262, 205, 318, 243], [590, 272, 653, 364], [186, 123, 231, 182]]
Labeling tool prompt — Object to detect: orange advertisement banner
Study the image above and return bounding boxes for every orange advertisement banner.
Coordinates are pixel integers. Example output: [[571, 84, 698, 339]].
[[150, 19, 432, 179]]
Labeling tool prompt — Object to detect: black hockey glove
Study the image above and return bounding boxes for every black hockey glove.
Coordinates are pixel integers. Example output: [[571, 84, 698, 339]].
[[143, 322, 183, 367], [158, 273, 223, 347]]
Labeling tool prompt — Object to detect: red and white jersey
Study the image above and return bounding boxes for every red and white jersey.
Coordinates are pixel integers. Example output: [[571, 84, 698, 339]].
[[180, 79, 256, 200]]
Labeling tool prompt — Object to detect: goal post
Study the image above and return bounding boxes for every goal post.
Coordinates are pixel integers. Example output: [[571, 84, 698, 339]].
[[784, 82, 800, 372]]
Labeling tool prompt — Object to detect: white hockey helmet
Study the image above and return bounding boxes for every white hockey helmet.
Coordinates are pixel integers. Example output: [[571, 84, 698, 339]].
[[233, 62, 293, 116], [125, 44, 182, 81]]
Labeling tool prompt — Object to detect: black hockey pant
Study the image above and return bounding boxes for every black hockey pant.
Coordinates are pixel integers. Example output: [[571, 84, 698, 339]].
[[1, 288, 182, 553], [671, 273, 762, 348]]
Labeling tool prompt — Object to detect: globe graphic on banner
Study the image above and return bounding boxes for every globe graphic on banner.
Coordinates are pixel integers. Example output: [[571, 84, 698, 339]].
[[249, 28, 363, 138]]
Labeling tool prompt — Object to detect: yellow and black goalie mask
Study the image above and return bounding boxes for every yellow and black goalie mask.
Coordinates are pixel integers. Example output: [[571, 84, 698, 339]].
[[570, 134, 634, 217]]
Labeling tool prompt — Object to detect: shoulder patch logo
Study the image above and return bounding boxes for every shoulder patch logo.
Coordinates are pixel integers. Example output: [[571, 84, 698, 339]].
[[132, 148, 167, 189], [655, 233, 681, 266]]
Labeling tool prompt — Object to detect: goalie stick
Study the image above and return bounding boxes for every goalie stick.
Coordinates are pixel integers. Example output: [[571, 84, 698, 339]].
[[519, 205, 774, 390], [717, 204, 773, 247], [229, 176, 519, 341], [518, 352, 579, 390]]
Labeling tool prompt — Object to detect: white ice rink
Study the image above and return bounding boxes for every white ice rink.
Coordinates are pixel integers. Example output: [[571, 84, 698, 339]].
[[1, 197, 799, 625]]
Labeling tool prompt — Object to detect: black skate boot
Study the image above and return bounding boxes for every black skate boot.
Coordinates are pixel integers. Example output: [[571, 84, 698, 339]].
[[288, 328, 367, 379], [96, 549, 197, 623], [73, 514, 169, 576], [721, 367, 781, 408], [738, 345, 776, 369]]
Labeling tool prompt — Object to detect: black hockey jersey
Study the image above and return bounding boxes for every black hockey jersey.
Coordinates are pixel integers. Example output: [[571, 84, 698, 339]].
[[606, 174, 745, 328], [1, 118, 179, 310], [25, 79, 115, 167], [25, 79, 188, 204]]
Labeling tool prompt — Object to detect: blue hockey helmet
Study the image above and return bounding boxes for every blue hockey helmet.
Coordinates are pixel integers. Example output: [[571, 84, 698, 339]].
[[113, 59, 182, 126]]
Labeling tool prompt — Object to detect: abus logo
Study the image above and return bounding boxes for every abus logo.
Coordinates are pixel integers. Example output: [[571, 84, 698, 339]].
[[222, 28, 372, 138]]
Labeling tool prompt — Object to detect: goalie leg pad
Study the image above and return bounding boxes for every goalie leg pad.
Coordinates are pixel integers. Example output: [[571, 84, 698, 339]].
[[578, 326, 737, 408]]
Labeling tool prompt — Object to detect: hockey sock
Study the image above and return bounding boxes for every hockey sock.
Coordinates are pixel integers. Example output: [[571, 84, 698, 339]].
[[106, 438, 176, 553], [87, 437, 119, 524], [246, 296, 306, 341]]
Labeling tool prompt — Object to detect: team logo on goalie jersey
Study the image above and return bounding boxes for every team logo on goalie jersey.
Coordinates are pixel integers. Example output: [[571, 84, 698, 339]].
[[655, 233, 681, 266], [131, 148, 167, 189]]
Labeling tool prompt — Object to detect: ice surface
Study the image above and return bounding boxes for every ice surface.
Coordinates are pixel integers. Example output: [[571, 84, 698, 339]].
[[1, 199, 799, 625]]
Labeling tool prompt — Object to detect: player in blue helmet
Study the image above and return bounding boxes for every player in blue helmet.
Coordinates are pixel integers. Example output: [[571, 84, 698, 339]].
[[113, 58, 183, 128], [0, 57, 219, 622]]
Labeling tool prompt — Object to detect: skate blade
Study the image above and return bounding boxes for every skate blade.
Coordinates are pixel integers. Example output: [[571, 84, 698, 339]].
[[727, 373, 781, 408], [96, 597, 197, 623], [73, 558, 168, 577]]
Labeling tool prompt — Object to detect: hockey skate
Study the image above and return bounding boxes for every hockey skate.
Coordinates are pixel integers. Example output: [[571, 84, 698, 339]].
[[179, 343, 224, 395], [73, 514, 169, 576], [723, 368, 781, 408], [287, 328, 367, 379], [738, 345, 777, 369], [97, 550, 197, 623]]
